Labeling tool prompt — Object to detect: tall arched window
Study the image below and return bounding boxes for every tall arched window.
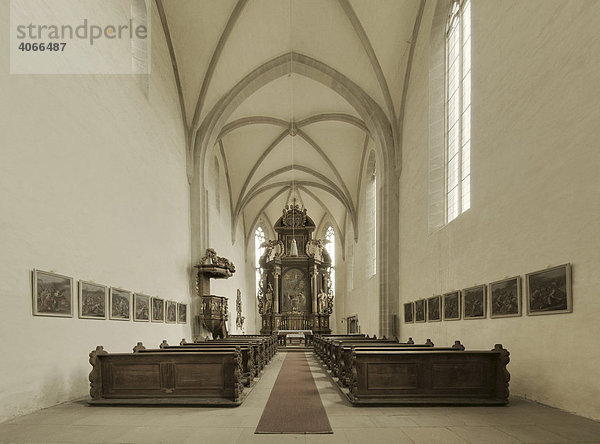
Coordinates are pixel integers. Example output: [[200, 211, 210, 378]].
[[324, 226, 335, 294], [254, 227, 266, 298], [446, 0, 471, 222], [366, 152, 377, 276]]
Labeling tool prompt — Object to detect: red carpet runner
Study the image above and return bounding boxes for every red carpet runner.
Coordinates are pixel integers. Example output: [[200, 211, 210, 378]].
[[255, 353, 333, 434]]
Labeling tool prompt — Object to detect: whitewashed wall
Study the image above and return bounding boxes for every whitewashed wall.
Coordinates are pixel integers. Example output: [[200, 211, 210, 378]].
[[0, 3, 191, 422], [400, 0, 600, 421], [335, 143, 380, 336], [205, 152, 256, 336]]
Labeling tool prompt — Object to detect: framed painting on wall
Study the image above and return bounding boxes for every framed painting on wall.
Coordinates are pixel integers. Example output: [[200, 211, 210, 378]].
[[109, 288, 131, 320], [443, 291, 461, 321], [166, 300, 177, 324], [415, 299, 426, 323], [78, 281, 107, 319], [133, 293, 150, 322], [427, 295, 442, 322], [403, 302, 414, 323], [526, 264, 572, 316], [32, 269, 73, 317], [462, 285, 486, 319], [177, 303, 187, 324], [490, 276, 521, 318], [151, 297, 164, 322]]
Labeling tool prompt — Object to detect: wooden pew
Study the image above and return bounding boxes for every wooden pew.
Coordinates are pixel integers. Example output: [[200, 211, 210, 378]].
[[345, 344, 511, 406], [319, 338, 401, 369], [214, 336, 277, 361], [335, 341, 465, 387], [134, 342, 256, 386], [88, 345, 245, 406], [178, 339, 267, 373], [313, 334, 386, 359], [330, 340, 437, 380]]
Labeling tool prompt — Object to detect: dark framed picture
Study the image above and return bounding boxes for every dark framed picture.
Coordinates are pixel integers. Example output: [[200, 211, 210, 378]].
[[109, 288, 131, 320], [490, 276, 521, 318], [177, 303, 187, 324], [133, 293, 150, 322], [526, 264, 572, 316], [166, 300, 177, 324], [78, 281, 107, 319], [427, 295, 441, 322], [32, 269, 73, 317], [415, 299, 426, 323], [151, 297, 164, 322], [462, 285, 486, 319], [443, 291, 461, 321], [403, 302, 414, 323]]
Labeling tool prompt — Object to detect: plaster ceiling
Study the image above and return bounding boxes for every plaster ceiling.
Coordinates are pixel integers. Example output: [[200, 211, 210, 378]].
[[159, 0, 423, 246]]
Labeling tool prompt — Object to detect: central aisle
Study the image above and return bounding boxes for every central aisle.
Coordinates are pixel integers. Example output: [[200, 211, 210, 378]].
[[256, 353, 332, 434]]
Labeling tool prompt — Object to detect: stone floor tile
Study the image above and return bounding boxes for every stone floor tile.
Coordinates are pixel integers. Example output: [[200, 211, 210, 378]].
[[449, 426, 522, 443], [340, 427, 413, 443], [328, 415, 377, 428], [497, 425, 571, 443], [409, 414, 468, 427], [236, 427, 307, 443], [400, 426, 468, 443], [369, 415, 419, 427]]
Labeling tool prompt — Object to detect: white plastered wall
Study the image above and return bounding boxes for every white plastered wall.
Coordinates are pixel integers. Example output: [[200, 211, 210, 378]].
[[399, 0, 600, 421], [0, 2, 191, 423], [336, 146, 381, 336], [204, 152, 256, 336]]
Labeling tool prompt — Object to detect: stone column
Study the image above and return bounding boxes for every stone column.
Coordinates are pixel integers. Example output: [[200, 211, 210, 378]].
[[273, 271, 280, 314], [311, 268, 318, 313]]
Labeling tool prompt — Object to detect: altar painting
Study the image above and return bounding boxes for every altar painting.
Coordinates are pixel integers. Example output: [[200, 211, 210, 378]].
[[281, 268, 309, 313]]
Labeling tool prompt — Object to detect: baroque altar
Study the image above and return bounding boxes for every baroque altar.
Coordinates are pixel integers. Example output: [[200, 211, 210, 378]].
[[257, 204, 334, 334]]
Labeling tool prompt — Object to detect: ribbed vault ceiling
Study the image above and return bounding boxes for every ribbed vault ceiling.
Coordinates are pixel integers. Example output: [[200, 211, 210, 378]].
[[159, 0, 423, 245]]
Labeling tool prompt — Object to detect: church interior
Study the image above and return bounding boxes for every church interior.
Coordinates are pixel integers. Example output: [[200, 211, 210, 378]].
[[1, 0, 600, 442]]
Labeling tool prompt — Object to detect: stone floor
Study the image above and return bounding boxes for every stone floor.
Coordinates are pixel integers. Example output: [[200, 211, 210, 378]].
[[1, 352, 599, 443]]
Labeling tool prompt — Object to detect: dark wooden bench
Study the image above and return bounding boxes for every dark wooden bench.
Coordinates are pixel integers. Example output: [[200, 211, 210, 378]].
[[335, 341, 464, 387], [179, 340, 267, 373], [88, 345, 245, 406], [318, 338, 401, 369], [134, 342, 256, 386], [345, 344, 510, 406]]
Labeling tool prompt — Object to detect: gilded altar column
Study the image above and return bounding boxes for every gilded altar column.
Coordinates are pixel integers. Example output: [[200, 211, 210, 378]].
[[273, 271, 280, 314]]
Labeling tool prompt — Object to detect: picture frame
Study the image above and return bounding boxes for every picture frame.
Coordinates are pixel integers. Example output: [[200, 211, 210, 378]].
[[427, 295, 442, 322], [133, 293, 150, 322], [151, 297, 164, 322], [177, 303, 187, 324], [490, 276, 522, 318], [443, 291, 461, 321], [526, 264, 572, 316], [32, 269, 73, 317], [403, 302, 414, 323], [462, 285, 487, 319], [415, 299, 426, 323], [165, 300, 177, 324], [78, 281, 107, 319], [109, 288, 131, 320]]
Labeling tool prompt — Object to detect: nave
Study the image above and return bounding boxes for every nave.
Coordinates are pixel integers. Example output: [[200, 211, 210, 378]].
[[1, 350, 599, 444]]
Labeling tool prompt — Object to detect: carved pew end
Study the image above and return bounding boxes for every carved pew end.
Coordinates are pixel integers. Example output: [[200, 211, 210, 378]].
[[160, 340, 169, 348], [133, 342, 146, 352], [452, 340, 465, 350]]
